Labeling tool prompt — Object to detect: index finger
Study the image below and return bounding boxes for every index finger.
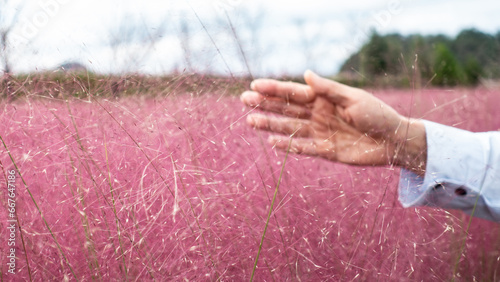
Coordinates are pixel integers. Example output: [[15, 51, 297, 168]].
[[250, 79, 316, 104], [304, 70, 364, 107]]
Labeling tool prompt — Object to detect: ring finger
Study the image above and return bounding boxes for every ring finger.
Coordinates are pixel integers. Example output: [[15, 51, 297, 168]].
[[247, 113, 313, 138]]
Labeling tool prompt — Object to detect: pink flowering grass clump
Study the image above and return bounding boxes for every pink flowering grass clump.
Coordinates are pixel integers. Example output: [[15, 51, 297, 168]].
[[1, 85, 500, 281]]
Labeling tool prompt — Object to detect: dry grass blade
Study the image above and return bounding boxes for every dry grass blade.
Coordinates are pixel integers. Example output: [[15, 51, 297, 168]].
[[250, 137, 293, 282], [104, 132, 128, 280]]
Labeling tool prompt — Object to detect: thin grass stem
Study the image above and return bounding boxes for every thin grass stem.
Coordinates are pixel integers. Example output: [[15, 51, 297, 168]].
[[452, 185, 484, 281], [104, 132, 128, 280], [250, 137, 293, 282]]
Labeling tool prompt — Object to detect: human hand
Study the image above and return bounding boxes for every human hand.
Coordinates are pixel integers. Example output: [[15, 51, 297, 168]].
[[241, 70, 427, 175]]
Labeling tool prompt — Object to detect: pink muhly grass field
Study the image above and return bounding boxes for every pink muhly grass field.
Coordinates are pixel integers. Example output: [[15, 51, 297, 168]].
[[1, 86, 500, 281]]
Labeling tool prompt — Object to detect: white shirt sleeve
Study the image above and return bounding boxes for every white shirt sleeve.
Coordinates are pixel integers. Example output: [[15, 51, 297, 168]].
[[398, 120, 500, 222]]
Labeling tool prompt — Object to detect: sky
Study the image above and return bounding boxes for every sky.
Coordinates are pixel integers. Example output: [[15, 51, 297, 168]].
[[2, 0, 500, 76]]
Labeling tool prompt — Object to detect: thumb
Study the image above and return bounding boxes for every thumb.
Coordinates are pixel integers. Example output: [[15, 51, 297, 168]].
[[304, 70, 358, 106]]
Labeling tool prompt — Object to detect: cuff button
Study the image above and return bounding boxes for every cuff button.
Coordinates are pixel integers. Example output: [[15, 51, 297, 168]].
[[455, 188, 467, 196], [433, 183, 444, 190]]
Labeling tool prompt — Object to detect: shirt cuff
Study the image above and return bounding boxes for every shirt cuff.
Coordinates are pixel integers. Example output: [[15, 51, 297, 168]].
[[398, 120, 500, 221]]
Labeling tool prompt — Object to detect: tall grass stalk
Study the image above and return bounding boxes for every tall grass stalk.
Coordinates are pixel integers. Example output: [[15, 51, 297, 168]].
[[224, 10, 254, 81], [171, 155, 220, 279], [63, 139, 102, 280], [53, 100, 109, 205], [254, 130, 294, 277], [104, 132, 128, 280], [188, 3, 235, 80], [250, 137, 293, 281], [52, 99, 129, 268], [452, 185, 484, 280]]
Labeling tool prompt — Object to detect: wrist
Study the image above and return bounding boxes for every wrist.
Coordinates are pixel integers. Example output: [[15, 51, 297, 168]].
[[391, 118, 427, 176]]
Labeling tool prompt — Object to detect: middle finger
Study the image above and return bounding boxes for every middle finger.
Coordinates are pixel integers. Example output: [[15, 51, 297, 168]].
[[241, 91, 312, 119]]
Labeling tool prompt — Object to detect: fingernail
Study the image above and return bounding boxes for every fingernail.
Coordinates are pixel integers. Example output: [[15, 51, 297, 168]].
[[246, 115, 256, 126], [250, 81, 256, 90], [268, 136, 277, 145], [240, 91, 249, 103], [241, 91, 260, 106]]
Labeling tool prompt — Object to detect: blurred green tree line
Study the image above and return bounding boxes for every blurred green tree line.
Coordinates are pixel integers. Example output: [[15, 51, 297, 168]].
[[338, 29, 500, 87]]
